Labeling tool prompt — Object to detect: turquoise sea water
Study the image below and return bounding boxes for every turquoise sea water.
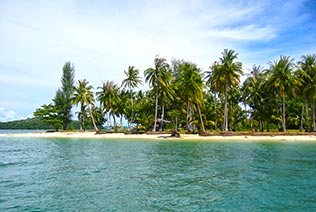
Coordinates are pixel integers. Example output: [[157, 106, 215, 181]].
[[0, 135, 316, 211]]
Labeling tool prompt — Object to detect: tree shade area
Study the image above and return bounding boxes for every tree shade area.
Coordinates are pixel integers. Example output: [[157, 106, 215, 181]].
[[31, 50, 316, 133]]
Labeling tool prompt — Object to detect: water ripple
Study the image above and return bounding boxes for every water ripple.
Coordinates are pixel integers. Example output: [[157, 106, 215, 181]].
[[0, 138, 316, 211]]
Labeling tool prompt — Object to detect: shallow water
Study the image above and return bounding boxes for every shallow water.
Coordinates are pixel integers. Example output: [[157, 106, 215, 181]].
[[0, 136, 316, 211]]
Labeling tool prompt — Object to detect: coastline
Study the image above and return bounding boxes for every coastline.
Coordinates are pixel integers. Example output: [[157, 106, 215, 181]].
[[2, 131, 316, 142]]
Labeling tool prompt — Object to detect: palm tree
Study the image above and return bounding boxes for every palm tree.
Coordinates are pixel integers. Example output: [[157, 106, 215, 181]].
[[144, 56, 171, 132], [176, 62, 205, 133], [72, 79, 99, 132], [241, 65, 265, 131], [266, 56, 301, 132], [121, 66, 142, 127], [97, 80, 120, 129], [297, 54, 316, 131], [207, 49, 243, 131]]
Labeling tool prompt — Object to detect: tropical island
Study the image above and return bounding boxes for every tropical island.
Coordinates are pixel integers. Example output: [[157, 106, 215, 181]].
[[3, 49, 316, 139]]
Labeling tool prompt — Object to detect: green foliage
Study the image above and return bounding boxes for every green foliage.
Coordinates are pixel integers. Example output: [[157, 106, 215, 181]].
[[0, 117, 52, 129], [55, 62, 75, 130], [27, 51, 316, 133], [72, 79, 97, 131], [33, 104, 63, 130]]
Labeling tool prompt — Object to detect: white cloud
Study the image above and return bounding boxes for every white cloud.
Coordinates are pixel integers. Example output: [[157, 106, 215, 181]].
[[0, 0, 315, 121], [0, 107, 18, 122], [208, 25, 277, 41]]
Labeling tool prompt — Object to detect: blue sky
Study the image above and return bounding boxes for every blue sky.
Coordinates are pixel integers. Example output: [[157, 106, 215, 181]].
[[0, 0, 315, 121]]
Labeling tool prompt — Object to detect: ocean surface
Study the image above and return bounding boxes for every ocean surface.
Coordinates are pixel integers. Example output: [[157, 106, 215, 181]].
[[1, 130, 316, 211]]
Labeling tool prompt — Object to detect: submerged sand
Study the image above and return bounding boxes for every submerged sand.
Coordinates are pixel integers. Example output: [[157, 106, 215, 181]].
[[3, 131, 316, 142]]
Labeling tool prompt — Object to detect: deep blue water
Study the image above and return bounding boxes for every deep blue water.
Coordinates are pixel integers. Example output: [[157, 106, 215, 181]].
[[0, 135, 316, 211]]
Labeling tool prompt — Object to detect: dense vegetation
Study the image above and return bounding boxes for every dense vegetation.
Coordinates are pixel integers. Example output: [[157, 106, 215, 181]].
[[0, 117, 78, 130], [33, 49, 316, 133]]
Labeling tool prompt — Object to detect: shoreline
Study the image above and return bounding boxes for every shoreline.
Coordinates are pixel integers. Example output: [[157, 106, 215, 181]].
[[2, 131, 316, 142]]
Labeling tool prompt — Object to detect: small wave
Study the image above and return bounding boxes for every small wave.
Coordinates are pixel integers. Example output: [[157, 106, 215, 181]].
[[0, 162, 17, 167]]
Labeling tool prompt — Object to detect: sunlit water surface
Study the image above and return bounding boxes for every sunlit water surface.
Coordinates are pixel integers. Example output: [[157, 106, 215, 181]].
[[1, 135, 316, 211]]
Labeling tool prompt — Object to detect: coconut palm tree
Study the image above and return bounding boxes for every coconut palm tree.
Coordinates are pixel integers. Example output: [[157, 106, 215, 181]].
[[207, 49, 243, 131], [121, 66, 142, 127], [241, 65, 265, 131], [97, 80, 120, 129], [266, 56, 301, 132], [176, 62, 205, 133], [144, 56, 171, 131], [72, 79, 99, 132], [297, 54, 316, 131]]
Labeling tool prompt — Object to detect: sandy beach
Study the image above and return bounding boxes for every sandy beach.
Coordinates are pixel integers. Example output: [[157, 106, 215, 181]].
[[3, 131, 316, 142]]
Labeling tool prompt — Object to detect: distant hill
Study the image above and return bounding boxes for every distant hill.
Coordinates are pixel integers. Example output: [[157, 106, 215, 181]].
[[0, 117, 80, 130]]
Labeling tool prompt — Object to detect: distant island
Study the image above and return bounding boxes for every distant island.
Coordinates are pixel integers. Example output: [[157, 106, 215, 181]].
[[0, 117, 80, 130]]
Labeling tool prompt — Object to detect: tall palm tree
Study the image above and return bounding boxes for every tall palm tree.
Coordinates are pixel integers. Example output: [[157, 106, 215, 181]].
[[72, 79, 99, 132], [297, 54, 316, 131], [207, 49, 243, 131], [176, 62, 205, 133], [241, 65, 265, 131], [97, 80, 120, 128], [266, 56, 301, 132], [121, 66, 142, 127], [144, 56, 171, 132]]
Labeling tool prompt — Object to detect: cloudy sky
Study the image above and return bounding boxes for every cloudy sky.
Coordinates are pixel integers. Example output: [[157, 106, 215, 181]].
[[0, 0, 315, 122]]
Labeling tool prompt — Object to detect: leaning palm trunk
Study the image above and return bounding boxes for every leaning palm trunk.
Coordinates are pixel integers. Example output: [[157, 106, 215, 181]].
[[159, 101, 165, 132], [197, 104, 206, 133], [79, 114, 84, 131], [79, 104, 84, 131], [89, 105, 99, 132]]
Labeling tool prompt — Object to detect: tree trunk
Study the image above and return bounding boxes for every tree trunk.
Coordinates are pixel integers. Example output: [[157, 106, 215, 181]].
[[112, 113, 117, 126], [130, 87, 134, 126], [259, 120, 263, 132], [313, 98, 316, 132], [266, 121, 270, 132], [186, 102, 190, 132], [175, 115, 178, 131], [300, 100, 304, 132], [89, 105, 99, 132], [198, 104, 206, 133], [107, 112, 112, 128], [224, 82, 228, 132], [305, 98, 309, 132], [120, 115, 123, 127], [214, 93, 218, 130], [79, 114, 84, 131], [159, 101, 165, 132], [79, 104, 84, 131], [282, 96, 286, 132], [153, 86, 159, 132]]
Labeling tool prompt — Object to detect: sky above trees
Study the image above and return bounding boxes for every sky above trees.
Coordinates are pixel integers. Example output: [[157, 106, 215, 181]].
[[0, 0, 316, 121]]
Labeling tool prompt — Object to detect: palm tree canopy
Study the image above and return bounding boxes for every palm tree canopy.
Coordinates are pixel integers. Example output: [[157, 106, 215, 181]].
[[121, 66, 142, 91], [72, 79, 95, 106], [242, 65, 265, 106], [176, 62, 204, 105], [297, 54, 316, 98], [266, 55, 301, 98], [97, 80, 120, 113], [144, 56, 171, 88], [206, 49, 243, 93]]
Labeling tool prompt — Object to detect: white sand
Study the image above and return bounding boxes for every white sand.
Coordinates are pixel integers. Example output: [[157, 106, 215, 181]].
[[3, 131, 316, 142]]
